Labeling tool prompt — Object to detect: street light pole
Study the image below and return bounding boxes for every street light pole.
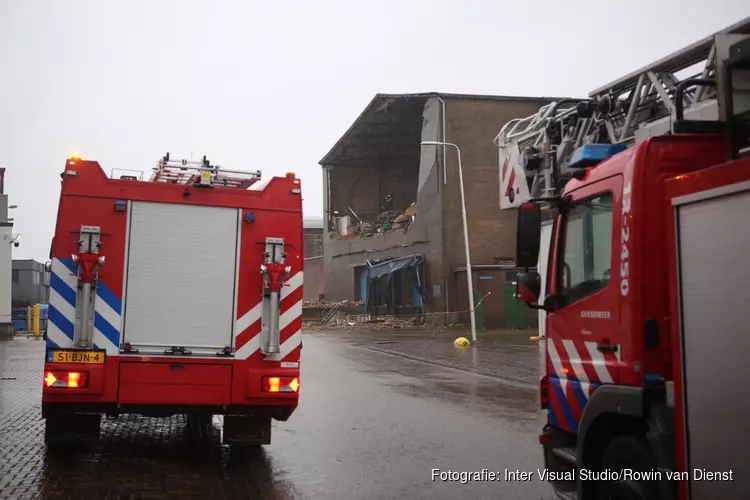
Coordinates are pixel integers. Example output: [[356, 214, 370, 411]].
[[420, 140, 477, 342]]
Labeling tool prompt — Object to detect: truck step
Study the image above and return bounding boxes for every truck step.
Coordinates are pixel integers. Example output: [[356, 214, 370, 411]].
[[551, 446, 577, 466]]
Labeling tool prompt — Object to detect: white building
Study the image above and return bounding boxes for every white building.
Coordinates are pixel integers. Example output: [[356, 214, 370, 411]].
[[0, 168, 18, 336]]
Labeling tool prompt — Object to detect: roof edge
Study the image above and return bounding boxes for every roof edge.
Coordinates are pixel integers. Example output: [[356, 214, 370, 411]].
[[318, 92, 576, 166]]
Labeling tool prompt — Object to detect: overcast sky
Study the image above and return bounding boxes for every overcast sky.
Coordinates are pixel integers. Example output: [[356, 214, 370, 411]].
[[1, 0, 748, 261]]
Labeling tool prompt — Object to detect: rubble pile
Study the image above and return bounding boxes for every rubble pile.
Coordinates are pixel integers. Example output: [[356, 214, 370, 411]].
[[368, 317, 423, 330], [303, 315, 425, 331], [302, 299, 363, 308], [332, 202, 417, 239]]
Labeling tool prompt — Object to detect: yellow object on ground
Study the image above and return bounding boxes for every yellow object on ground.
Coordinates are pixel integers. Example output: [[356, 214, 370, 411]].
[[33, 304, 41, 336], [454, 337, 470, 346], [529, 336, 543, 341]]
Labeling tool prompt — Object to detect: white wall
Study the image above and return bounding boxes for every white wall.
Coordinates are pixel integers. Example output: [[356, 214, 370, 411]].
[[0, 194, 13, 325]]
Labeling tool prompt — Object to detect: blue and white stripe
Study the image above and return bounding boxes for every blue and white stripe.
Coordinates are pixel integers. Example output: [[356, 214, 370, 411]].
[[47, 258, 122, 355]]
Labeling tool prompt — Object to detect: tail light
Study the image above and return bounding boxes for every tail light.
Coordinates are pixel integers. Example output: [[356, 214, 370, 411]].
[[539, 375, 549, 409], [44, 371, 88, 389], [262, 376, 300, 393]]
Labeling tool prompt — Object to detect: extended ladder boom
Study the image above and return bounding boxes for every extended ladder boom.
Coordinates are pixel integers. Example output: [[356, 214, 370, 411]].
[[496, 16, 750, 209]]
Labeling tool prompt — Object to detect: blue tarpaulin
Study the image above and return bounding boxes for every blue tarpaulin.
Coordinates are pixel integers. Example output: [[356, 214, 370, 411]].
[[365, 254, 423, 279], [364, 254, 426, 312]]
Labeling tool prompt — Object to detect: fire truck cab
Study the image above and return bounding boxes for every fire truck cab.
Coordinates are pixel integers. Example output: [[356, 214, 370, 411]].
[[42, 153, 303, 447], [511, 29, 750, 500]]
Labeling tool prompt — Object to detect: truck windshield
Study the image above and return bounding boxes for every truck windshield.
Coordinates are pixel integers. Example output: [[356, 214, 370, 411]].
[[559, 192, 613, 304]]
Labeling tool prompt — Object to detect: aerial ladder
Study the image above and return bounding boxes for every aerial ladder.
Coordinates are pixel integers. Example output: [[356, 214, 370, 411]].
[[150, 152, 262, 189], [495, 16, 750, 210], [509, 21, 750, 500]]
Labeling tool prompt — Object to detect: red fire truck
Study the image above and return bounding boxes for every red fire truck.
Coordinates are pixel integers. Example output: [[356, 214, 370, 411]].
[[42, 153, 303, 447], [502, 22, 749, 500]]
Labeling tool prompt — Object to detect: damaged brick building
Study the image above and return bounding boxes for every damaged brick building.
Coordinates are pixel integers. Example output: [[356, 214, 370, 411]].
[[319, 92, 558, 329]]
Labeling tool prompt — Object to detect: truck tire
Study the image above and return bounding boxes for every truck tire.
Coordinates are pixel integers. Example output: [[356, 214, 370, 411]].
[[44, 414, 101, 448], [187, 413, 212, 428], [595, 433, 660, 500], [44, 419, 66, 449], [185, 413, 213, 442]]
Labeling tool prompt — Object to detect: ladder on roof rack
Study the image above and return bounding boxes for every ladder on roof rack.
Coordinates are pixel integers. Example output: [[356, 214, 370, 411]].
[[495, 16, 750, 209], [150, 152, 262, 189]]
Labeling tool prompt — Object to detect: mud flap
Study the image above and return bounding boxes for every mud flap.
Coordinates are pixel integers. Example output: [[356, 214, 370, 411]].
[[44, 413, 101, 447], [222, 415, 271, 446]]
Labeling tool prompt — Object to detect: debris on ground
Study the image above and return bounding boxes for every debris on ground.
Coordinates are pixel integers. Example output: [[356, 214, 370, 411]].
[[303, 299, 363, 308], [303, 315, 432, 331]]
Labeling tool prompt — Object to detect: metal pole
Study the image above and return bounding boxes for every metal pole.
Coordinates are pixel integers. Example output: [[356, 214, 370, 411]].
[[78, 282, 91, 347], [267, 291, 280, 354], [420, 141, 477, 341], [451, 144, 477, 342]]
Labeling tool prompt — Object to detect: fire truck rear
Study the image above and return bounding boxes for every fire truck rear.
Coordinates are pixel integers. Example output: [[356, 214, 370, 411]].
[[42, 153, 303, 447], [498, 18, 750, 500]]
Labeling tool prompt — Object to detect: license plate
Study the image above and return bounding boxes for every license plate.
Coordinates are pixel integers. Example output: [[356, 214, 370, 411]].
[[48, 350, 106, 364]]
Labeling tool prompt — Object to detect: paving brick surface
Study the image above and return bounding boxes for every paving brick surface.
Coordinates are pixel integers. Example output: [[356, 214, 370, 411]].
[[0, 339, 298, 500]]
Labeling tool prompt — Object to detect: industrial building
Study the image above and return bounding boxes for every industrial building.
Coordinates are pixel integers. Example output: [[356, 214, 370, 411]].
[[0, 168, 18, 336], [319, 92, 561, 328], [12, 259, 50, 307]]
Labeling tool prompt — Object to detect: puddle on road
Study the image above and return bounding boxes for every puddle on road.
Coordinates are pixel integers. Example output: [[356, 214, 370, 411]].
[[338, 340, 542, 425]]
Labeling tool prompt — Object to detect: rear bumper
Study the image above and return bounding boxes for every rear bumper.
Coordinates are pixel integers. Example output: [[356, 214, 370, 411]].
[[41, 356, 300, 418]]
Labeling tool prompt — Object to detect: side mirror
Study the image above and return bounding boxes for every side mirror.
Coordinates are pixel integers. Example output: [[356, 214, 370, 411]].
[[516, 271, 541, 302], [516, 202, 542, 268], [44, 261, 52, 273]]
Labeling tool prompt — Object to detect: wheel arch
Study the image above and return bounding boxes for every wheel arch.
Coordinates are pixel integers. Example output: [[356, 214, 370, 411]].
[[576, 385, 649, 498]]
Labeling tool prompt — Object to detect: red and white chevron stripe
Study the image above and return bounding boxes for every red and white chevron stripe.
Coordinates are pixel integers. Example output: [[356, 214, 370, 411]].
[[546, 337, 621, 399], [234, 271, 303, 361]]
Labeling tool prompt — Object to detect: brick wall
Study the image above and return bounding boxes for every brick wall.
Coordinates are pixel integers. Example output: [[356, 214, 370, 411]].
[[323, 173, 444, 309], [441, 97, 554, 315], [303, 229, 323, 258], [323, 133, 443, 309], [323, 223, 435, 301], [321, 95, 554, 321], [303, 257, 324, 301], [327, 166, 419, 224]]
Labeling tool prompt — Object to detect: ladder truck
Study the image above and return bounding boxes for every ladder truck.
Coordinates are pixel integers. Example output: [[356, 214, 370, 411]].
[[500, 18, 750, 500], [42, 153, 304, 447]]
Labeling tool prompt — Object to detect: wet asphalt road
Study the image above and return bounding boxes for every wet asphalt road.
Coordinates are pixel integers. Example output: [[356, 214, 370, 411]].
[[0, 332, 554, 500]]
